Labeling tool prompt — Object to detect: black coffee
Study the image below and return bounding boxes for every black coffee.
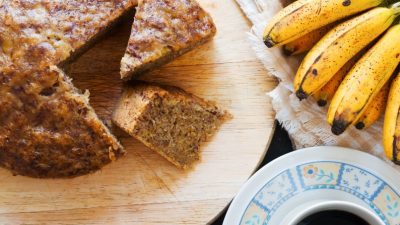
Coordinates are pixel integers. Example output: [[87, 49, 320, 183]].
[[297, 210, 370, 225]]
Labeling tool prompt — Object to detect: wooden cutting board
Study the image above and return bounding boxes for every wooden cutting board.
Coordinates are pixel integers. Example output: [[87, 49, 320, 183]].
[[0, 1, 277, 224]]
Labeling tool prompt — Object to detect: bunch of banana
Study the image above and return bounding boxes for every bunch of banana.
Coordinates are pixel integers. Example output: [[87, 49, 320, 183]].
[[383, 69, 400, 164], [263, 0, 384, 47], [327, 24, 400, 135], [294, 4, 400, 100], [263, 0, 400, 163]]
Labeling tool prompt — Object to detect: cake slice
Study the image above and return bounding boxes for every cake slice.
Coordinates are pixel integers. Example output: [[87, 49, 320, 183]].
[[120, 0, 217, 80], [0, 66, 124, 178], [112, 82, 230, 168]]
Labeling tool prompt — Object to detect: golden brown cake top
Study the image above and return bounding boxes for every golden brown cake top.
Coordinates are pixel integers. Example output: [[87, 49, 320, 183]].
[[0, 0, 136, 69], [120, 0, 216, 78], [0, 66, 124, 178]]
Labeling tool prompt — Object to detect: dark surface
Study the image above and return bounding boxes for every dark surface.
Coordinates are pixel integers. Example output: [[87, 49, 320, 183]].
[[298, 210, 370, 225], [211, 122, 370, 225]]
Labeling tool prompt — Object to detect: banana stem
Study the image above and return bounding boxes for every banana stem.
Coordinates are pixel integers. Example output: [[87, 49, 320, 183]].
[[391, 2, 400, 15]]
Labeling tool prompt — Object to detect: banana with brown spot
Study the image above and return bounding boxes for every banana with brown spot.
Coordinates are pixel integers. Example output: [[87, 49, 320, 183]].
[[327, 24, 400, 135], [355, 82, 389, 130], [383, 69, 400, 164], [312, 50, 365, 107], [294, 4, 400, 100], [263, 0, 383, 48]]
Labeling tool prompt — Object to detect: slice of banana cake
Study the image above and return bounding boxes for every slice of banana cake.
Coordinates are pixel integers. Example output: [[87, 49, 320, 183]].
[[120, 0, 216, 80], [112, 82, 230, 168]]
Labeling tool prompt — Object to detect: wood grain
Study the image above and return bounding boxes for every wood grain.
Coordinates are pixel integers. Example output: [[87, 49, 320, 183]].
[[0, 0, 277, 224]]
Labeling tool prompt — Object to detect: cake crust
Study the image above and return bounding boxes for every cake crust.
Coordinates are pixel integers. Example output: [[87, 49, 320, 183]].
[[120, 0, 216, 80]]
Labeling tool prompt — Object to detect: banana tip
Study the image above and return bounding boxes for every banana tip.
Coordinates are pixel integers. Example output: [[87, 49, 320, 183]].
[[296, 90, 308, 101], [355, 122, 365, 130], [317, 100, 327, 107], [331, 120, 347, 135], [264, 37, 275, 48]]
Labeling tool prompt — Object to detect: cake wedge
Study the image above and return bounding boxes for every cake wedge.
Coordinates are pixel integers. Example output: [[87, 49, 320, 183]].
[[120, 0, 217, 80], [112, 82, 230, 168]]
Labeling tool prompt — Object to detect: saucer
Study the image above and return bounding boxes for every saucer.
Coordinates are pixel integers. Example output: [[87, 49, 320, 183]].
[[223, 147, 400, 225]]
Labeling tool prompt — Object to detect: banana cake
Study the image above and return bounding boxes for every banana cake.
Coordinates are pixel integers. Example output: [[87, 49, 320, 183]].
[[120, 0, 216, 80], [112, 82, 230, 168], [0, 0, 137, 178]]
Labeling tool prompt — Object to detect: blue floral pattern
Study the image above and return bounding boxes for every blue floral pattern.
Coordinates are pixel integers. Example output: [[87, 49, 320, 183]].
[[239, 161, 400, 225], [254, 170, 296, 210], [297, 162, 341, 188], [372, 185, 400, 224], [244, 214, 261, 225], [339, 164, 384, 199], [386, 195, 399, 218]]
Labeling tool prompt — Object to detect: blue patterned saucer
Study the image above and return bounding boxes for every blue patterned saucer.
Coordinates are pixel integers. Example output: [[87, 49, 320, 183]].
[[223, 147, 400, 225]]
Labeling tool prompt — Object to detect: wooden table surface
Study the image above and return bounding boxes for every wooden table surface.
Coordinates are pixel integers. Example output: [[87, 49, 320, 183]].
[[0, 1, 277, 224]]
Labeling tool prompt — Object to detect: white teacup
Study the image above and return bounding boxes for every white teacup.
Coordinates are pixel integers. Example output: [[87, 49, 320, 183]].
[[223, 147, 400, 225]]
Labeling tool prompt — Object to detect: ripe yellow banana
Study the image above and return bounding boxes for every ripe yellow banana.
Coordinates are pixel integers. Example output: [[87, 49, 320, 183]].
[[263, 0, 383, 47], [383, 69, 400, 164], [327, 24, 400, 135], [294, 4, 400, 100], [355, 83, 389, 130], [313, 53, 361, 107], [283, 23, 335, 56]]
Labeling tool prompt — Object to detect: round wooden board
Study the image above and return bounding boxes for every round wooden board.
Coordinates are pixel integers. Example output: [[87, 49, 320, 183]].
[[0, 1, 277, 224]]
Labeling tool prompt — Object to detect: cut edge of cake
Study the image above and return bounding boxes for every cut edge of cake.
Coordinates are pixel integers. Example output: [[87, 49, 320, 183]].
[[0, 66, 125, 178], [112, 82, 231, 169], [120, 33, 215, 79], [60, 2, 137, 67], [120, 0, 217, 80], [56, 66, 125, 157]]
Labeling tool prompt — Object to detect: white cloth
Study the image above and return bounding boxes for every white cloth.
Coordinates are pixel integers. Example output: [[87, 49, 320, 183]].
[[235, 0, 392, 164]]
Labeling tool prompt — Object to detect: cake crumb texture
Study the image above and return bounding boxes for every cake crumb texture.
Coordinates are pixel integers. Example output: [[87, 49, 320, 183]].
[[113, 82, 230, 168]]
